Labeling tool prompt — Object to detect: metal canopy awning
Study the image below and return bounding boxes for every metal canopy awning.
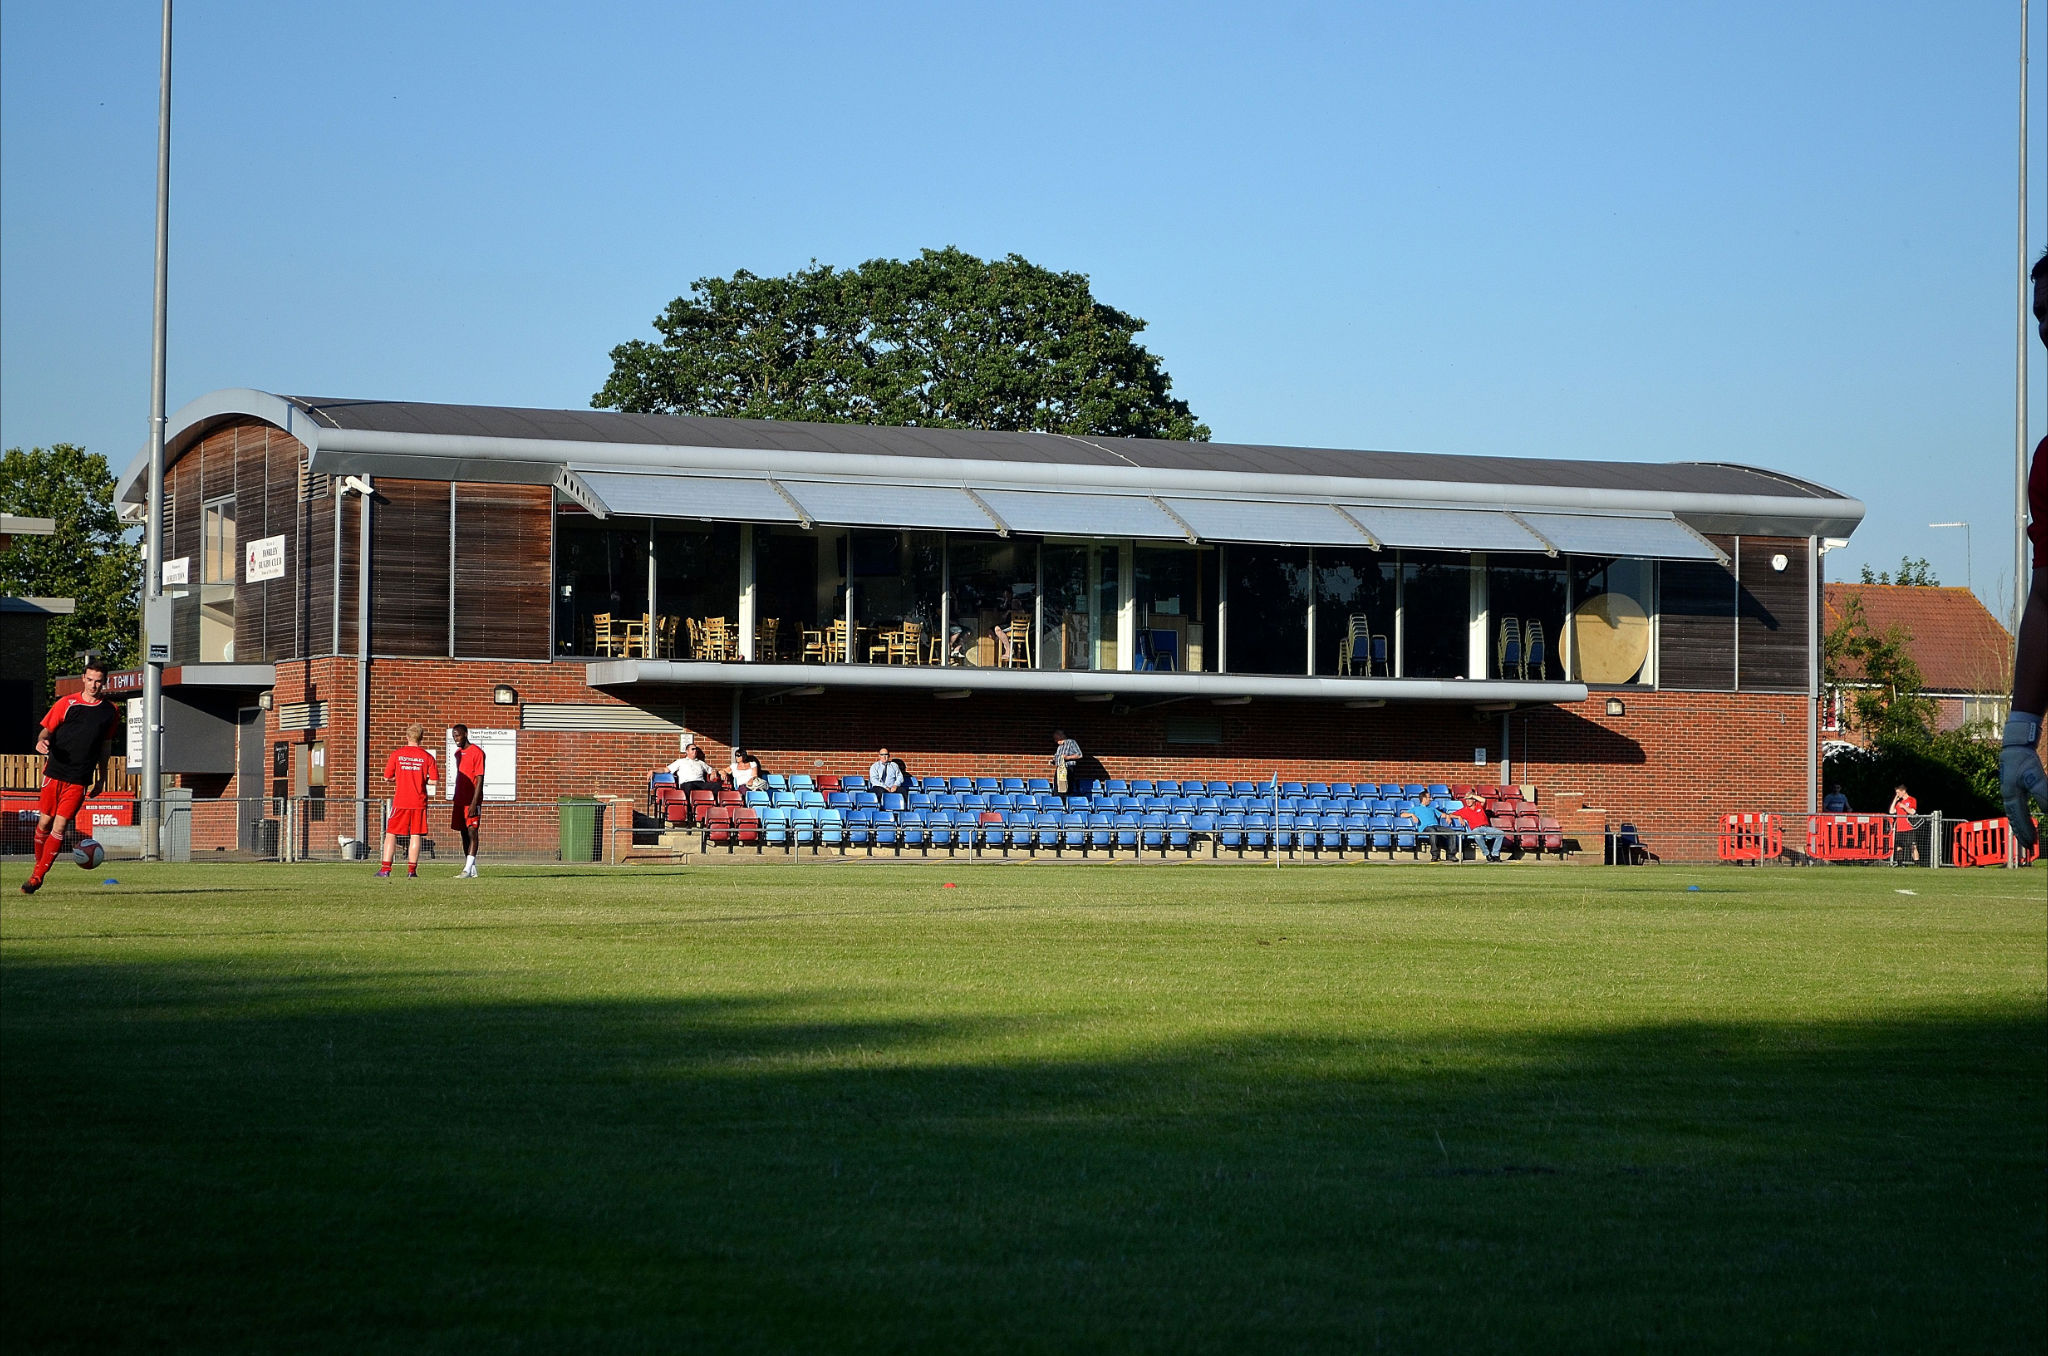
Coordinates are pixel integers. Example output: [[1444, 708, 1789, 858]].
[[974, 489, 1187, 540], [586, 658, 1588, 706], [1159, 498, 1373, 548], [1513, 512, 1727, 562], [778, 480, 997, 532], [1340, 505, 1545, 552], [573, 470, 800, 523]]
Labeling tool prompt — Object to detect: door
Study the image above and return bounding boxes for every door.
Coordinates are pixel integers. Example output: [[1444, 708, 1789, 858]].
[[237, 706, 265, 852]]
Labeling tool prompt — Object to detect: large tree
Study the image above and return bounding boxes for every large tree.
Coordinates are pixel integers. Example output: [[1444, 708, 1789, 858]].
[[594, 247, 1210, 441], [1, 444, 140, 691]]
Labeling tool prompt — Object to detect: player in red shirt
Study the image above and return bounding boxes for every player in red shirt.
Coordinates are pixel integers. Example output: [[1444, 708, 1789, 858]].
[[377, 722, 439, 879], [2002, 254, 2048, 852], [448, 724, 486, 878], [22, 657, 119, 894]]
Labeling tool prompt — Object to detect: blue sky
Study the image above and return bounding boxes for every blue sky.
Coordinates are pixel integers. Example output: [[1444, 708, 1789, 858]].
[[2, 2, 2041, 611]]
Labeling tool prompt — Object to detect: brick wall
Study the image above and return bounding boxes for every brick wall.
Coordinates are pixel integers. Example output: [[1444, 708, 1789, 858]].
[[254, 655, 1811, 858]]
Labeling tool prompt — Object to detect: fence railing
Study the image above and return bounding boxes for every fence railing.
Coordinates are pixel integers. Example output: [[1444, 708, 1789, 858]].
[[4, 796, 2037, 869]]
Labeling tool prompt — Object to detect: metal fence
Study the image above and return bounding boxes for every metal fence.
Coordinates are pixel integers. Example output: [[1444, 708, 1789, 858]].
[[4, 798, 2035, 869]]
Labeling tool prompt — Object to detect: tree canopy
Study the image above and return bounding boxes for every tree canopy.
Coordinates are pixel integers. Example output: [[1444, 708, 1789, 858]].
[[1859, 556, 1939, 586], [1, 444, 140, 693], [593, 247, 1210, 441]]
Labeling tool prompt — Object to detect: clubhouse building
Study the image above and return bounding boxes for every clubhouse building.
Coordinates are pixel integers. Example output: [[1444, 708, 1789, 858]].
[[112, 389, 1862, 855]]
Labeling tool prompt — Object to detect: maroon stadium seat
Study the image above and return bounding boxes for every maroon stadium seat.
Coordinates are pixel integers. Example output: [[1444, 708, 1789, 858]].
[[1538, 816, 1563, 854], [1514, 813, 1541, 852]]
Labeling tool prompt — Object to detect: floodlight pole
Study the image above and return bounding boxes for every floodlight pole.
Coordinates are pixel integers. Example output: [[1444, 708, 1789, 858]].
[[140, 0, 173, 860], [2017, 0, 2031, 636]]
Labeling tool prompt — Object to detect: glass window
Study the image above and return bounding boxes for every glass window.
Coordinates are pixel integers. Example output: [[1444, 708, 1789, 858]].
[[850, 530, 943, 663], [1314, 549, 1396, 675], [654, 521, 741, 659], [554, 513, 650, 657], [1400, 552, 1471, 679], [1569, 557, 1656, 686], [202, 497, 237, 583], [947, 535, 1037, 667], [1134, 546, 1207, 672], [1224, 546, 1311, 676], [754, 527, 834, 661], [1043, 543, 1119, 671], [1488, 557, 1568, 680]]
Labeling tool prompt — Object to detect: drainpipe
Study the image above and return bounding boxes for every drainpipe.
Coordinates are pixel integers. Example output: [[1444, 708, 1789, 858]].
[[349, 478, 373, 846]]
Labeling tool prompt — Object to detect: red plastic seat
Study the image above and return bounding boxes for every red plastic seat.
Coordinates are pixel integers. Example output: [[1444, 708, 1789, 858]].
[[664, 800, 693, 826], [1513, 812, 1541, 851], [815, 774, 841, 790], [702, 806, 734, 845], [1538, 815, 1563, 854]]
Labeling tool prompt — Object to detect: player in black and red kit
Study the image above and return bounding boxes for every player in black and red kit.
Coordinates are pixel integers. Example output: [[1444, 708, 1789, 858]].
[[22, 657, 119, 894], [2002, 255, 2048, 850]]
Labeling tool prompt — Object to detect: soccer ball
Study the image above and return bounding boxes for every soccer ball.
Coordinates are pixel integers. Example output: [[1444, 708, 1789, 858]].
[[73, 838, 105, 870]]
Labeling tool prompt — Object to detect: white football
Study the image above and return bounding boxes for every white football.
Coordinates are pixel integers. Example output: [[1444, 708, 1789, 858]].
[[74, 838, 106, 870]]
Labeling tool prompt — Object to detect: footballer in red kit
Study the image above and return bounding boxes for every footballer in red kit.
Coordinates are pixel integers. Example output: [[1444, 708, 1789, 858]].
[[449, 724, 485, 877], [378, 721, 439, 878], [22, 658, 119, 893]]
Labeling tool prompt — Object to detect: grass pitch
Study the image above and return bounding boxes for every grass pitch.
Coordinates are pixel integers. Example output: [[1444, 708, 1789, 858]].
[[2, 862, 2042, 1353]]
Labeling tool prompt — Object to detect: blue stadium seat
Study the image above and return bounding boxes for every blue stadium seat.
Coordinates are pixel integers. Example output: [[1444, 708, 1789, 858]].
[[745, 789, 771, 807], [1114, 813, 1142, 850], [974, 776, 1000, 792], [1027, 778, 1053, 793], [1218, 812, 1246, 851], [1001, 776, 1026, 792], [846, 808, 874, 845], [1305, 782, 1330, 798], [789, 774, 814, 790], [842, 774, 867, 790], [1427, 784, 1450, 799]]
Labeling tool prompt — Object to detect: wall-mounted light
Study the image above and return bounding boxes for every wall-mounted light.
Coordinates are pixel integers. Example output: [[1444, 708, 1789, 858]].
[[934, 689, 972, 700], [1212, 696, 1252, 706], [1605, 697, 1626, 717], [492, 684, 519, 706], [1345, 699, 1385, 709], [257, 690, 273, 711], [1075, 693, 1115, 703], [1770, 553, 1788, 572]]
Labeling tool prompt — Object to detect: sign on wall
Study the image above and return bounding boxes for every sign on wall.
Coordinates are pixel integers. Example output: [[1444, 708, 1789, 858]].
[[128, 700, 144, 770], [161, 557, 188, 586], [244, 534, 286, 583], [445, 728, 517, 802]]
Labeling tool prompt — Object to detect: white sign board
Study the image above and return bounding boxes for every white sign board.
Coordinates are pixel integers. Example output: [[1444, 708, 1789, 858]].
[[128, 700, 144, 770], [161, 556, 188, 586], [445, 728, 517, 802], [244, 534, 286, 583], [1473, 747, 1488, 766]]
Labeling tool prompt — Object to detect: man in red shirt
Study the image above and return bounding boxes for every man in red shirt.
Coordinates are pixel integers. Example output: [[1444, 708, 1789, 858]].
[[2001, 254, 2048, 852], [1889, 784, 1920, 866], [448, 724, 485, 878], [1450, 793, 1504, 862], [21, 657, 119, 894], [377, 722, 439, 879]]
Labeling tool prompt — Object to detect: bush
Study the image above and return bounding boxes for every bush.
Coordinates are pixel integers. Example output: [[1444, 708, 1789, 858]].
[[1824, 729, 2001, 821]]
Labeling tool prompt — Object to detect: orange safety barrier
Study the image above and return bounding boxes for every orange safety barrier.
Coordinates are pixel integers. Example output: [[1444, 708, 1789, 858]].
[[1949, 817, 2039, 868], [1716, 813, 1784, 862], [1804, 813, 1894, 862]]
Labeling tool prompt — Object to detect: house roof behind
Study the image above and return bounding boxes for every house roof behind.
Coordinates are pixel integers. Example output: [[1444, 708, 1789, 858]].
[[1823, 583, 2011, 694]]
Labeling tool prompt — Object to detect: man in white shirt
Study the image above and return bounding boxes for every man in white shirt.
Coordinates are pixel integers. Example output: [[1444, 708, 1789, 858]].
[[665, 745, 716, 789], [868, 748, 904, 793]]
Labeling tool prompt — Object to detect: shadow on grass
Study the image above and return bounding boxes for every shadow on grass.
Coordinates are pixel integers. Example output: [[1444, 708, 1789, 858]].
[[1, 957, 2041, 1355]]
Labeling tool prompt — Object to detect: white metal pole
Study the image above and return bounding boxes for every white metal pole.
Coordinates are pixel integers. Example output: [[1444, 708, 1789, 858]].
[[140, 0, 172, 860], [2019, 0, 2032, 635]]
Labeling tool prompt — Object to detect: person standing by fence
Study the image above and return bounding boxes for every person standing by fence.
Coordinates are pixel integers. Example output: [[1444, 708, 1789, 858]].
[[449, 725, 485, 878]]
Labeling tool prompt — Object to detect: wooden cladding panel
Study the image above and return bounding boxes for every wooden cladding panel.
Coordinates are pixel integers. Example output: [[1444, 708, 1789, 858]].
[[1657, 538, 1735, 692], [1736, 536, 1810, 693], [369, 478, 453, 657], [453, 482, 551, 659]]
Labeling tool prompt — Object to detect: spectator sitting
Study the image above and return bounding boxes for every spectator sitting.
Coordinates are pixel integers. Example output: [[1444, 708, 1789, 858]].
[[728, 749, 764, 790], [1821, 783, 1850, 814], [1451, 793, 1505, 861], [665, 745, 718, 791], [867, 747, 905, 794], [1400, 799, 1452, 861]]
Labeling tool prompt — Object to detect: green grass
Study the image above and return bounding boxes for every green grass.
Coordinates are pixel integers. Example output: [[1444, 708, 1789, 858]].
[[2, 862, 2042, 1353]]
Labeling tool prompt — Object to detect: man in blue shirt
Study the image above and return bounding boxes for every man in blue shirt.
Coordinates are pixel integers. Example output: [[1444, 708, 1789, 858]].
[[867, 748, 904, 794], [1402, 799, 1450, 860], [1821, 783, 1850, 814]]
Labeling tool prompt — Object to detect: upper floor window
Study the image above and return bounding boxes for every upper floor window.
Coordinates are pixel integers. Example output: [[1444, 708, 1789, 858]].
[[202, 497, 237, 583]]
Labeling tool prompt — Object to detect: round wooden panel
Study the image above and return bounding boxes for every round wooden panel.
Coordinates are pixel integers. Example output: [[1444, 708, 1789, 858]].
[[1573, 592, 1650, 684]]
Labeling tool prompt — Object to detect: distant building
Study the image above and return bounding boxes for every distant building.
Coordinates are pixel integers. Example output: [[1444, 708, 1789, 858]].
[[0, 513, 75, 752], [1822, 582, 2011, 742]]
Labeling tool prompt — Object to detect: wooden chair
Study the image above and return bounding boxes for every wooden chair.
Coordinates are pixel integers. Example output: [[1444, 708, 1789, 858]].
[[871, 620, 924, 665], [755, 616, 780, 662], [685, 617, 705, 660], [701, 616, 733, 661], [1001, 614, 1032, 668], [803, 619, 847, 663], [593, 612, 619, 657], [651, 614, 679, 658]]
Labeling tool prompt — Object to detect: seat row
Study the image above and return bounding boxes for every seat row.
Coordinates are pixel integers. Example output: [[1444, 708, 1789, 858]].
[[650, 770, 1530, 801], [685, 807, 1570, 858]]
